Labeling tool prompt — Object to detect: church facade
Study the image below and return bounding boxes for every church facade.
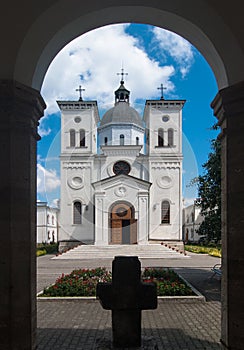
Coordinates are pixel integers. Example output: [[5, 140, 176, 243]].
[[57, 78, 185, 250]]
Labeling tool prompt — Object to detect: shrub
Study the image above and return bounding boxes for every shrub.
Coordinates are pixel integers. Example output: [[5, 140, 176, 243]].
[[40, 267, 194, 297], [41, 268, 112, 297], [36, 249, 47, 257], [36, 243, 58, 257], [185, 245, 221, 257], [142, 268, 194, 296]]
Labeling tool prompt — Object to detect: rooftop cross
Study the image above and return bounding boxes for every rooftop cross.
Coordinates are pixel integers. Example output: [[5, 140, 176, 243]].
[[117, 68, 128, 84], [75, 85, 85, 101], [97, 256, 157, 348], [157, 83, 167, 100]]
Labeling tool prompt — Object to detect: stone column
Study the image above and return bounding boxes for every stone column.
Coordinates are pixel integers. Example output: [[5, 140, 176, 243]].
[[211, 81, 244, 350], [94, 194, 108, 245], [0, 80, 45, 349], [138, 193, 149, 244]]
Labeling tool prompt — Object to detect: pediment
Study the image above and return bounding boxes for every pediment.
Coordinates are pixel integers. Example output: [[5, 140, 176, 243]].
[[92, 174, 151, 192]]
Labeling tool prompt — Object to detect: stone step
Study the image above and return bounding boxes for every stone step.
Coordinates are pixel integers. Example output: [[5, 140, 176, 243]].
[[53, 244, 188, 260]]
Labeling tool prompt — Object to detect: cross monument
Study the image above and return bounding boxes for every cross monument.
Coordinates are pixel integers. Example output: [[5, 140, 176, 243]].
[[96, 256, 157, 348]]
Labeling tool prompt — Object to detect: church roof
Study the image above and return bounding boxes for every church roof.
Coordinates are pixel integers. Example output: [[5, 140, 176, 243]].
[[100, 77, 144, 128], [100, 102, 144, 127]]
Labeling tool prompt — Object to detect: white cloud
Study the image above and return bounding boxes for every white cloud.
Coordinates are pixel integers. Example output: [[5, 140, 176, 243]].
[[37, 163, 60, 193], [152, 27, 194, 78], [38, 124, 51, 137], [41, 24, 176, 115]]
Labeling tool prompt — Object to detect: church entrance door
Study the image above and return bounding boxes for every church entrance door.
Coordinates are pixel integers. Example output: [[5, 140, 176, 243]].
[[110, 202, 137, 244]]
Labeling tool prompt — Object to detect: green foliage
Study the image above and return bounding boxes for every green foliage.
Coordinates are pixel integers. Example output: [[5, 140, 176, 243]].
[[192, 138, 221, 242], [41, 268, 112, 297], [40, 267, 195, 297], [142, 268, 194, 296], [36, 243, 58, 256], [185, 244, 221, 257], [36, 249, 47, 257]]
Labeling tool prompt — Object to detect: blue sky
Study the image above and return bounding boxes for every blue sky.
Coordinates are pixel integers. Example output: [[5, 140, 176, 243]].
[[37, 23, 218, 207]]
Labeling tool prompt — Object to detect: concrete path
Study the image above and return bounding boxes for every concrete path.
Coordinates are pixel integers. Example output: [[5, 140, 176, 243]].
[[37, 252, 221, 349]]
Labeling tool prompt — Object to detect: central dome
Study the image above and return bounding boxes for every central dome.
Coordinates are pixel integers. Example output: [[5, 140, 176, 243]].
[[100, 102, 144, 127]]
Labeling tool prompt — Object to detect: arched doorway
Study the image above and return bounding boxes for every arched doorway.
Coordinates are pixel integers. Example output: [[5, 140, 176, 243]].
[[110, 202, 137, 244]]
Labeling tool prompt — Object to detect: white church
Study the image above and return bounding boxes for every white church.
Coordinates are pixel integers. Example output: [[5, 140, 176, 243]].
[[57, 74, 185, 251]]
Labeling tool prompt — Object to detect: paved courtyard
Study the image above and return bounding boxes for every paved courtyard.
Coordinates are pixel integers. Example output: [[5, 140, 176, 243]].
[[37, 252, 221, 349]]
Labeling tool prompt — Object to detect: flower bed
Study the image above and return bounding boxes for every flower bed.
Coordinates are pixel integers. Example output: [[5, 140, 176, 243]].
[[40, 267, 194, 297]]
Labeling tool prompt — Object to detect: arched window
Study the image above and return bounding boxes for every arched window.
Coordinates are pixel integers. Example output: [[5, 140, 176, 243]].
[[52, 215, 54, 225], [158, 128, 164, 147], [168, 129, 174, 146], [120, 134, 125, 146], [70, 129, 76, 147], [104, 137, 108, 146], [136, 136, 139, 145], [47, 214, 50, 224], [80, 129, 85, 147], [161, 201, 170, 224], [73, 201, 82, 224]]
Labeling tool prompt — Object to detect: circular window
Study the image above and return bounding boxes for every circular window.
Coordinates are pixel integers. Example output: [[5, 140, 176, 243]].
[[162, 115, 169, 122], [74, 116, 81, 123], [116, 207, 128, 217], [113, 161, 131, 175]]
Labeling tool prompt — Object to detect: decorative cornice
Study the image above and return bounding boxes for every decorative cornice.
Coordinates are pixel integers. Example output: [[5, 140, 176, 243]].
[[63, 162, 91, 169]]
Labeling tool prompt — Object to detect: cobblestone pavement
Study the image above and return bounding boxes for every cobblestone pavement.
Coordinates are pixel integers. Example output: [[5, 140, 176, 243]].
[[37, 299, 221, 349], [37, 253, 221, 349]]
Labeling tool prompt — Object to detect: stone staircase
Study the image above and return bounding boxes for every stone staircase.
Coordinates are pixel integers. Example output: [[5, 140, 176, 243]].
[[53, 244, 188, 260]]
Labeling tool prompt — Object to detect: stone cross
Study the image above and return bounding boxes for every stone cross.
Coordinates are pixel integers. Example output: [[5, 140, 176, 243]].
[[96, 256, 157, 348]]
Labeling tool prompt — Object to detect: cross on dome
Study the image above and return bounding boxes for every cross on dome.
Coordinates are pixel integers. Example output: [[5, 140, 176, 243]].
[[117, 68, 128, 84]]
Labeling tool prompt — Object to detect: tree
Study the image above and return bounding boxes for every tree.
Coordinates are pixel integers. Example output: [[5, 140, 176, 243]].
[[192, 138, 221, 242]]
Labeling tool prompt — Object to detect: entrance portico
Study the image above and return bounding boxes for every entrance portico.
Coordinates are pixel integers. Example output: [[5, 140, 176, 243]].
[[93, 174, 151, 246]]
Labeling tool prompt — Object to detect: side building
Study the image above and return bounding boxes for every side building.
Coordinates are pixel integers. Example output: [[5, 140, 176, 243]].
[[37, 202, 59, 244]]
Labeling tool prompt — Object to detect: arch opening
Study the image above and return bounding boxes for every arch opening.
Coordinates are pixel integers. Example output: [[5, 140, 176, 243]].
[[109, 201, 137, 245]]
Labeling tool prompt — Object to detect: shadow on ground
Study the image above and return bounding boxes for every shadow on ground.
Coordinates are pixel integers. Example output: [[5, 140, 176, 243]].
[[37, 327, 222, 349]]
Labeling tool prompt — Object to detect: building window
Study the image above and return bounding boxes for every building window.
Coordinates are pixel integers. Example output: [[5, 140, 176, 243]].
[[120, 134, 125, 145], [47, 214, 50, 224], [104, 137, 108, 145], [52, 215, 54, 225], [80, 129, 85, 147], [161, 201, 170, 224], [158, 129, 164, 147], [70, 129, 76, 147], [168, 129, 174, 146], [136, 136, 139, 145], [73, 201, 82, 224]]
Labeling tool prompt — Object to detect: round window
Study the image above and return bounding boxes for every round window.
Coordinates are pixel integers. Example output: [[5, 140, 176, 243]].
[[162, 115, 169, 122], [113, 161, 131, 175], [74, 116, 81, 123]]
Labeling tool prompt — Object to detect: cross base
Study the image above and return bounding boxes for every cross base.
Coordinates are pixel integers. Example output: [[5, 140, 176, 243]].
[[112, 310, 141, 347]]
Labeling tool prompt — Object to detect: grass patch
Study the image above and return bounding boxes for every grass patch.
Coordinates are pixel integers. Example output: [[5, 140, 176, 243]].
[[185, 245, 221, 257], [40, 267, 194, 297]]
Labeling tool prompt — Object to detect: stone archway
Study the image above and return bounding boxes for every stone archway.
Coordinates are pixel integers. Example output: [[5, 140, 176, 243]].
[[1, 2, 244, 349], [110, 202, 137, 244]]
